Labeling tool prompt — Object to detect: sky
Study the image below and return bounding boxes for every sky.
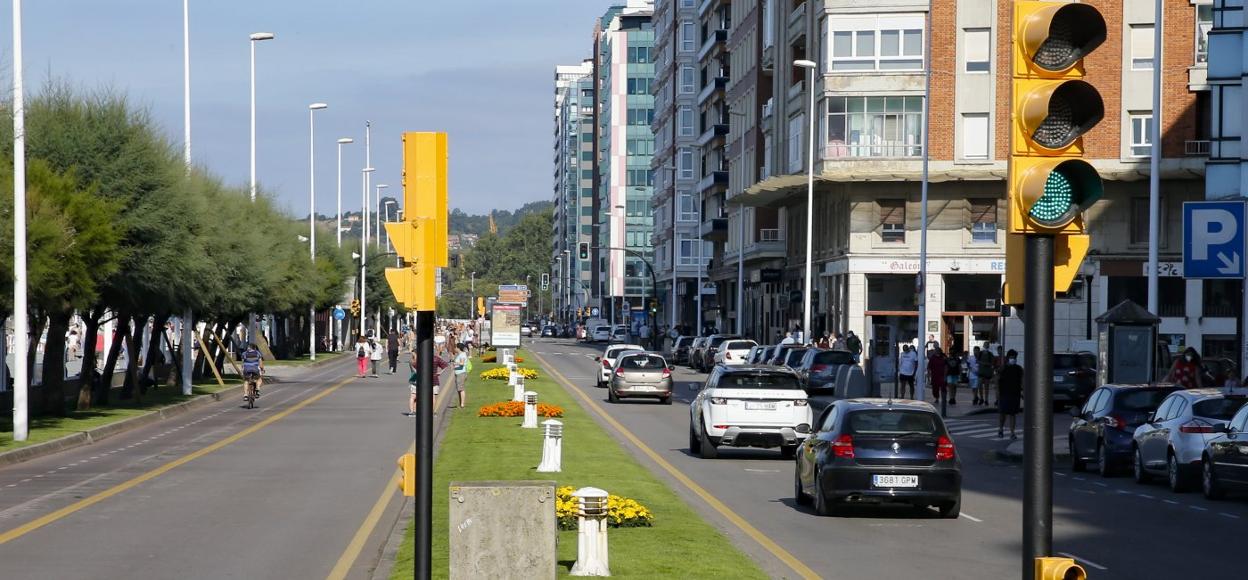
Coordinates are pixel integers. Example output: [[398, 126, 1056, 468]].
[[0, 0, 612, 216]]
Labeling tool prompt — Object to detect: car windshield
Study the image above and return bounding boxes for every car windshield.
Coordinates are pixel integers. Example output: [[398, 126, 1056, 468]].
[[607, 347, 639, 359], [725, 341, 755, 350], [717, 373, 801, 390], [1054, 353, 1096, 369], [847, 410, 941, 436], [813, 350, 854, 365], [620, 355, 666, 370], [709, 336, 737, 347], [784, 349, 808, 365], [1193, 398, 1248, 420], [595, 326, 610, 333], [1114, 389, 1174, 412]]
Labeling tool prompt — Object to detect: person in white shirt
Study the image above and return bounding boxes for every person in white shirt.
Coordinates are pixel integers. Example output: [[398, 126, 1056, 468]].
[[898, 344, 919, 399], [639, 323, 652, 350]]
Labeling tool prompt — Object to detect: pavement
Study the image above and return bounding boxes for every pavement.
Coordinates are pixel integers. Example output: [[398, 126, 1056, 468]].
[[528, 338, 1246, 580], [0, 355, 428, 580]]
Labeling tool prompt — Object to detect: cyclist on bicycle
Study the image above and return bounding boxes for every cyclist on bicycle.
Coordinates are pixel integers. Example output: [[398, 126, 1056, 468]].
[[241, 343, 264, 399]]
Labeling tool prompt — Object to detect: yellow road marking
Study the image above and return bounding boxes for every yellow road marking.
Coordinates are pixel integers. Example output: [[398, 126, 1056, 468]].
[[531, 350, 822, 580], [0, 375, 355, 545]]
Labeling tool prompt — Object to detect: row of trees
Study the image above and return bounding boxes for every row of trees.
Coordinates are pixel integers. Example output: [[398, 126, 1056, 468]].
[[1, 84, 356, 415], [437, 210, 554, 320]]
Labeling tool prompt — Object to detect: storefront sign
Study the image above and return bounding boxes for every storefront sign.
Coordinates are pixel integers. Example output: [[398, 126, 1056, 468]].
[[824, 257, 1006, 276]]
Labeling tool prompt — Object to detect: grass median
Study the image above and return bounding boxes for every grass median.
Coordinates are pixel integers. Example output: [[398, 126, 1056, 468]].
[[391, 351, 766, 579]]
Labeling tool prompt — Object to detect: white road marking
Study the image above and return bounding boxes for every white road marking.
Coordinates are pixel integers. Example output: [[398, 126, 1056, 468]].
[[1072, 477, 1086, 481], [1058, 552, 1108, 571], [1219, 512, 1240, 519], [1163, 499, 1179, 505], [959, 512, 983, 522], [1189, 505, 1208, 512], [1053, 472, 1066, 477], [1092, 482, 1108, 488], [1138, 494, 1155, 499], [5, 484, 15, 488], [743, 468, 780, 473]]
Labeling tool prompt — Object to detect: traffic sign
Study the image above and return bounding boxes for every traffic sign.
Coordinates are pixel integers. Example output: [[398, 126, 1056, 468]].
[[1183, 200, 1246, 279], [333, 307, 346, 321]]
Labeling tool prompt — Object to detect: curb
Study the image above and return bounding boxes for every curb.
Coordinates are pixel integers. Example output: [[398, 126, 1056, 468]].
[[0, 383, 244, 468]]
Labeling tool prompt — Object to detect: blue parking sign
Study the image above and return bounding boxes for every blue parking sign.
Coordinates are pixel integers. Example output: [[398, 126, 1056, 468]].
[[1183, 201, 1247, 279]]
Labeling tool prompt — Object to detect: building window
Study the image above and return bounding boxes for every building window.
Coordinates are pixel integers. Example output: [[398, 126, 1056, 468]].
[[680, 0, 695, 7], [679, 66, 696, 94], [677, 235, 707, 266], [787, 113, 805, 173], [626, 169, 653, 187], [826, 96, 923, 159], [678, 106, 695, 137], [879, 199, 906, 243], [1129, 112, 1152, 157], [1130, 197, 1167, 246], [828, 14, 924, 72], [627, 46, 651, 64], [627, 108, 655, 126], [678, 192, 698, 222], [964, 28, 990, 73], [1197, 4, 1212, 63], [626, 139, 654, 155], [627, 77, 651, 95], [1130, 25, 1154, 70], [678, 148, 695, 179], [680, 22, 696, 52], [961, 113, 989, 160], [1203, 279, 1240, 318], [968, 199, 997, 243]]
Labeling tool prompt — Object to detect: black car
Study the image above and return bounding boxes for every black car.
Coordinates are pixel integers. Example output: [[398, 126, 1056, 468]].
[[1069, 384, 1179, 477], [795, 399, 961, 517], [671, 336, 694, 365], [1052, 352, 1097, 409], [795, 349, 855, 392], [699, 334, 741, 371], [1203, 403, 1248, 499], [767, 344, 799, 366], [540, 325, 558, 338], [782, 347, 810, 370]]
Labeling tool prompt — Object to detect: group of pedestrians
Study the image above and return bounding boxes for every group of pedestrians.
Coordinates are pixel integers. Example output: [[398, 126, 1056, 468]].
[[894, 342, 1023, 439]]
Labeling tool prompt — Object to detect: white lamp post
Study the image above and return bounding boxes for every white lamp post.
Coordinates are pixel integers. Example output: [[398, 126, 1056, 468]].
[[375, 184, 390, 250], [308, 103, 327, 361], [360, 166, 375, 336], [382, 199, 397, 253], [336, 138, 353, 248], [794, 59, 817, 345], [181, 0, 195, 395], [11, 0, 28, 441], [248, 32, 274, 202]]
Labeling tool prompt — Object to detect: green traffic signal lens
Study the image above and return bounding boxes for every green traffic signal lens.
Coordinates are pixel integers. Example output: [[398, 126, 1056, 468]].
[[1026, 160, 1103, 229], [1030, 170, 1074, 225]]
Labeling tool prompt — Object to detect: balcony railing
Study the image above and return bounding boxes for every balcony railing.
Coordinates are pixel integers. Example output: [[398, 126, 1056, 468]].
[[759, 228, 781, 242], [762, 97, 774, 120], [1185, 140, 1211, 156]]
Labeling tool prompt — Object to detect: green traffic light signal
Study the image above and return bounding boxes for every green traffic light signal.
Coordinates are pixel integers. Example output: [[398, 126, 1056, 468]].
[[1026, 159, 1101, 229]]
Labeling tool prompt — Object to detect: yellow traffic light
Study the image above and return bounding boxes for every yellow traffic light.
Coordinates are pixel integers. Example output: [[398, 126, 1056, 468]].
[[477, 297, 485, 316], [386, 132, 449, 311], [397, 453, 415, 497], [385, 264, 436, 311], [1034, 557, 1085, 580], [1005, 1, 1106, 306]]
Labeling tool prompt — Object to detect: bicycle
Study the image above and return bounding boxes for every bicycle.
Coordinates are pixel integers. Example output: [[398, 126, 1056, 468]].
[[244, 371, 261, 409]]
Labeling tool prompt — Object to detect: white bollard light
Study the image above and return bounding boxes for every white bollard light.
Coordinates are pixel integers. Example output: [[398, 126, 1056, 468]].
[[570, 487, 610, 576], [537, 419, 563, 472], [513, 374, 526, 403], [522, 391, 538, 428]]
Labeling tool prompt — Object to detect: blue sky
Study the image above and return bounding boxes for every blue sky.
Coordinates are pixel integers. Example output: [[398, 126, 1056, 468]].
[[0, 0, 610, 216]]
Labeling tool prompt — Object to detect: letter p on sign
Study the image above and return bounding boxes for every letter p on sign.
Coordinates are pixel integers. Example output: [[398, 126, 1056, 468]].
[[1192, 209, 1236, 260]]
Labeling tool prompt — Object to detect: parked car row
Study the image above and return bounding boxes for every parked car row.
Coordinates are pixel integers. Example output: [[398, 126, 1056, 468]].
[[1068, 384, 1248, 500]]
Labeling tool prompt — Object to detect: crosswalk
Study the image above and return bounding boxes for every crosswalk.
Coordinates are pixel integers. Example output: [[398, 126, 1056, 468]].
[[944, 418, 1065, 445]]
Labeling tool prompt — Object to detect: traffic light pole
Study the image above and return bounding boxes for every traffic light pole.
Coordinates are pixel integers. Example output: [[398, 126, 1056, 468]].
[[1023, 234, 1054, 580], [415, 309, 433, 580]]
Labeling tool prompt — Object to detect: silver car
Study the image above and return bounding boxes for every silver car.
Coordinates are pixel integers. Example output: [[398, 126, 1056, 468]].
[[609, 352, 674, 404], [1132, 388, 1248, 492]]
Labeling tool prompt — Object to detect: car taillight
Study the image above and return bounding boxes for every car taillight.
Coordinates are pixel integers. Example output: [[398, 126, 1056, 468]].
[[1103, 415, 1126, 430], [832, 434, 855, 459], [792, 399, 808, 406], [811, 364, 828, 373], [725, 352, 733, 360], [661, 368, 671, 379], [1179, 422, 1216, 434], [615, 368, 625, 377], [709, 397, 728, 405], [602, 359, 611, 368], [936, 435, 956, 461]]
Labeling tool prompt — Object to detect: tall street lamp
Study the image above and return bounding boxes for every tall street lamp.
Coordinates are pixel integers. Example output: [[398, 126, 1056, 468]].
[[375, 184, 390, 250], [336, 138, 353, 248], [382, 198, 397, 253], [794, 59, 817, 345], [180, 0, 195, 395], [248, 32, 274, 202], [308, 103, 327, 361], [360, 166, 375, 335], [11, 0, 28, 441]]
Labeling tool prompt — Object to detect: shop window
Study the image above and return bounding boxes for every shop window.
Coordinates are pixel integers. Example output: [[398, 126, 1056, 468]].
[[1202, 279, 1240, 318], [879, 199, 906, 243], [968, 198, 997, 243]]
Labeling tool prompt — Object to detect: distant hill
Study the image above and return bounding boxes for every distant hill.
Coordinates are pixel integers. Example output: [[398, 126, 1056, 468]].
[[450, 200, 553, 237]]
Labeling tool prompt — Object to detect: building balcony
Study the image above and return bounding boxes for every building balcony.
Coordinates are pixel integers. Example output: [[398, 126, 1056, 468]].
[[1186, 140, 1211, 157], [696, 123, 729, 147], [696, 170, 729, 194], [762, 97, 774, 120], [788, 2, 807, 40], [698, 29, 728, 62], [700, 216, 728, 241], [698, 76, 729, 106], [761, 44, 775, 72]]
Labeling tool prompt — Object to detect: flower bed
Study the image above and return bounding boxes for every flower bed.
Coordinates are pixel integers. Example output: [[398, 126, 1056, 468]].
[[555, 486, 654, 530], [481, 354, 524, 363], [476, 401, 564, 418], [479, 367, 539, 381]]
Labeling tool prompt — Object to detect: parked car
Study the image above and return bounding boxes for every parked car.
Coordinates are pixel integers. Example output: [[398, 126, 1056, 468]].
[[1201, 402, 1248, 499], [671, 336, 694, 365], [795, 349, 856, 393], [540, 325, 558, 338], [688, 366, 812, 459], [782, 347, 810, 370], [1202, 357, 1239, 388], [699, 335, 742, 371], [610, 325, 629, 343], [795, 399, 961, 517], [1132, 388, 1248, 491], [714, 339, 758, 367], [1069, 384, 1179, 477], [595, 343, 645, 387], [1052, 352, 1097, 409], [608, 351, 674, 404], [520, 324, 534, 337], [590, 325, 612, 343], [767, 344, 799, 366], [687, 337, 708, 370], [745, 345, 770, 365]]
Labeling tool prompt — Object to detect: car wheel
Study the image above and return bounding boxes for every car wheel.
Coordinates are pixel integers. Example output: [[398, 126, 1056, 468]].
[[780, 444, 797, 460], [1096, 441, 1116, 478], [1168, 452, 1192, 493], [938, 496, 961, 519], [1070, 437, 1086, 472], [1133, 448, 1151, 484], [698, 420, 718, 459], [1203, 457, 1226, 500], [608, 389, 619, 403], [794, 464, 812, 506], [813, 470, 833, 516], [688, 423, 699, 454], [660, 395, 672, 405]]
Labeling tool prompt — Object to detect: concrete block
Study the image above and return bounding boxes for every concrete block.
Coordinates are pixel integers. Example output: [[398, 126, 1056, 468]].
[[449, 481, 557, 580]]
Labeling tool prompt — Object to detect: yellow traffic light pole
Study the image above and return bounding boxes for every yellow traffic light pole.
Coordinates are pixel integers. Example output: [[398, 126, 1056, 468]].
[[1007, 3, 1104, 579]]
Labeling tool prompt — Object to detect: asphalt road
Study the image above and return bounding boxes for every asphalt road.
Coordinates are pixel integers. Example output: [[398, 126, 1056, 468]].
[[528, 338, 1247, 580], [0, 356, 422, 580]]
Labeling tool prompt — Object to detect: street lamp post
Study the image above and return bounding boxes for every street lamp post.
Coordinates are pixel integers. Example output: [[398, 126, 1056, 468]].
[[181, 0, 195, 396], [795, 59, 817, 345], [308, 103, 327, 361], [360, 166, 375, 335], [248, 32, 274, 202], [470, 272, 476, 321], [336, 138, 353, 248], [375, 185, 390, 250], [382, 199, 397, 253], [11, 0, 28, 441]]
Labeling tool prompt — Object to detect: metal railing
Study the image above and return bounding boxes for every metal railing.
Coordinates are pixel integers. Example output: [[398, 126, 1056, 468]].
[[759, 228, 782, 242], [1185, 140, 1210, 156]]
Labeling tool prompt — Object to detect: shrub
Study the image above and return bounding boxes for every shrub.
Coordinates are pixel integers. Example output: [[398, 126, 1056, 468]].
[[554, 486, 654, 530], [476, 401, 564, 418]]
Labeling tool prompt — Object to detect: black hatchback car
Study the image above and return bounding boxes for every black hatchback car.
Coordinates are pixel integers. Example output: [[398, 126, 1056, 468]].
[[1068, 383, 1179, 477], [1202, 403, 1248, 499], [1052, 352, 1097, 409], [795, 399, 961, 517], [795, 349, 856, 393]]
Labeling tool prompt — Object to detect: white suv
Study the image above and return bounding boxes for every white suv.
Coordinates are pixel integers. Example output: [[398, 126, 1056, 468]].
[[714, 339, 758, 366], [596, 344, 645, 387], [689, 366, 812, 459]]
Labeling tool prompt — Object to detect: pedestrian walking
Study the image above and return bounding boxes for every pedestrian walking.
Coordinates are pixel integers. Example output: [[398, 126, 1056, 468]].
[[968, 346, 982, 405], [368, 337, 383, 377], [406, 348, 448, 416], [976, 347, 996, 406], [898, 344, 918, 399], [928, 348, 948, 404], [997, 350, 1023, 439], [354, 335, 371, 378], [451, 343, 470, 409], [387, 328, 400, 374], [846, 330, 862, 364], [945, 350, 961, 405], [1166, 347, 1205, 389]]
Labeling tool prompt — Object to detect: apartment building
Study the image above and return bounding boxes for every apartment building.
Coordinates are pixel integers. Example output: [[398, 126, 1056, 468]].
[[593, 1, 657, 326], [650, 0, 709, 331], [552, 61, 595, 321], [716, 0, 1215, 360]]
